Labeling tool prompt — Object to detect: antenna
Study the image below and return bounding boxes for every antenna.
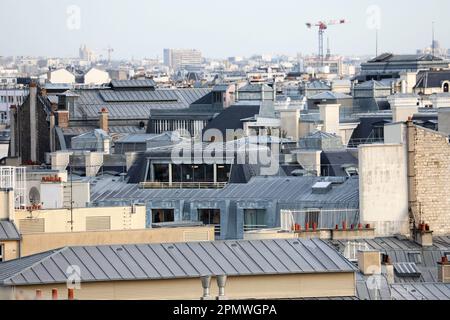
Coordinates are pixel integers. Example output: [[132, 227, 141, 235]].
[[376, 29, 379, 57], [432, 21, 435, 59]]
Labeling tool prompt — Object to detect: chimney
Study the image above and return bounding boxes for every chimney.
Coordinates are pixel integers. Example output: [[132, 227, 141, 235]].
[[0, 188, 15, 221], [280, 109, 300, 141], [381, 254, 395, 284], [49, 112, 56, 152], [57, 110, 69, 128], [200, 276, 213, 300], [319, 103, 340, 135], [438, 107, 450, 136], [216, 275, 228, 300], [357, 250, 381, 275], [29, 82, 38, 163], [415, 223, 433, 247], [438, 256, 450, 283], [99, 108, 109, 133], [430, 93, 450, 109], [9, 105, 17, 157], [388, 94, 419, 123]]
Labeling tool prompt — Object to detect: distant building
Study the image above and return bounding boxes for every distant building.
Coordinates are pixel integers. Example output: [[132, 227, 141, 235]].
[[163, 49, 202, 71], [359, 53, 450, 81], [79, 44, 95, 62], [0, 85, 29, 123]]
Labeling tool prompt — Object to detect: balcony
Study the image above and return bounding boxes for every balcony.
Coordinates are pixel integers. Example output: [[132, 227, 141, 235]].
[[139, 181, 227, 189]]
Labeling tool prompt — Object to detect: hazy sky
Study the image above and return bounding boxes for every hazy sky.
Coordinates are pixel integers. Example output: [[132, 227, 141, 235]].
[[1, 0, 449, 59]]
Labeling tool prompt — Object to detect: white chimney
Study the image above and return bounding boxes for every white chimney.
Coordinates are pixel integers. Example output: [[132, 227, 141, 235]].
[[0, 189, 15, 221], [357, 250, 381, 275], [319, 103, 340, 135], [438, 256, 450, 283], [438, 107, 450, 136], [388, 94, 419, 123], [430, 93, 450, 109]]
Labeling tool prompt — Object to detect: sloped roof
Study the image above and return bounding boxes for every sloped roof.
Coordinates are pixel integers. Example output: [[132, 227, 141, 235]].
[[202, 104, 261, 138], [90, 176, 359, 208], [110, 79, 156, 89], [415, 70, 450, 89], [0, 221, 20, 241], [355, 80, 391, 90], [239, 83, 273, 92], [0, 239, 356, 286], [391, 283, 450, 300], [309, 91, 352, 100], [71, 88, 211, 121], [368, 53, 444, 63]]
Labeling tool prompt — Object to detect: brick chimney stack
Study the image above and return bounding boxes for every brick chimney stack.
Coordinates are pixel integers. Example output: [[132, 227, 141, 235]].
[[99, 108, 109, 133]]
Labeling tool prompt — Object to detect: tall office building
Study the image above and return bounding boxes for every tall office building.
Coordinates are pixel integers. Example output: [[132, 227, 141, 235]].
[[163, 49, 202, 71]]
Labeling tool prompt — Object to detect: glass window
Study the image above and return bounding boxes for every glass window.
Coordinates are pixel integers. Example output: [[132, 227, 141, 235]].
[[152, 209, 174, 223], [244, 209, 266, 231], [0, 244, 3, 262], [305, 210, 320, 226], [198, 209, 221, 236]]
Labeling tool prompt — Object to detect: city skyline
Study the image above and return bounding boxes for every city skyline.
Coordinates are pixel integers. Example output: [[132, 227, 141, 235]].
[[1, 0, 449, 60]]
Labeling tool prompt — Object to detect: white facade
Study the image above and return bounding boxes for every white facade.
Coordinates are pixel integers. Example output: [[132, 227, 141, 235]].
[[84, 68, 111, 85], [47, 69, 75, 84], [358, 138, 409, 236], [0, 86, 29, 123]]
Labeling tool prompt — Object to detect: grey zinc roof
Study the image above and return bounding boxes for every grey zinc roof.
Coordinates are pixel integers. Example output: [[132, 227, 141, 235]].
[[329, 236, 450, 283], [391, 283, 450, 300], [110, 79, 156, 89], [309, 91, 352, 100], [0, 239, 356, 286], [72, 88, 211, 120], [91, 176, 359, 208], [0, 221, 20, 241]]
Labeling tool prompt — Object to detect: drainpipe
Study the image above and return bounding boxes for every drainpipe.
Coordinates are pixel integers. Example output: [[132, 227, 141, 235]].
[[200, 276, 213, 300], [216, 275, 228, 300]]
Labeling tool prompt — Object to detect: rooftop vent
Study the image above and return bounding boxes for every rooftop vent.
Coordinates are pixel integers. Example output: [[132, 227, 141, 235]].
[[312, 181, 332, 194]]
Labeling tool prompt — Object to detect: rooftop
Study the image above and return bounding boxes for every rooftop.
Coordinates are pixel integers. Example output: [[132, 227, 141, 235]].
[[0, 239, 356, 286]]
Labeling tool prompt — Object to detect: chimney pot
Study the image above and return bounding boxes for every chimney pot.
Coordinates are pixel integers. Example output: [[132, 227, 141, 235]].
[[35, 290, 42, 300], [52, 289, 58, 300], [68, 288, 74, 300]]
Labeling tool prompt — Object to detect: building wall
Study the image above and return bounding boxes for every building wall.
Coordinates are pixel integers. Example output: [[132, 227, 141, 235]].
[[84, 69, 110, 85], [48, 69, 75, 84], [11, 273, 355, 300], [359, 144, 409, 236], [20, 226, 214, 257], [14, 205, 146, 234], [0, 240, 20, 261], [407, 124, 450, 235]]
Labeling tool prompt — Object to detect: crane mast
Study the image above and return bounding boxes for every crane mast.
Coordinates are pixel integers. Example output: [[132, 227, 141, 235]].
[[306, 19, 346, 67]]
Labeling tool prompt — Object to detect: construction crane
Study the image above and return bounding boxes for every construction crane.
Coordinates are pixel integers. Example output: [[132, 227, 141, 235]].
[[306, 19, 346, 66]]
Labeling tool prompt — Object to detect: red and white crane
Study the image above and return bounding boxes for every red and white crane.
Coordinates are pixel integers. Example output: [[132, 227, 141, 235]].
[[306, 19, 347, 66]]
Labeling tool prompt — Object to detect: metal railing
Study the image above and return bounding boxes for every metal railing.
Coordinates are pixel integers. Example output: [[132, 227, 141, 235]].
[[140, 181, 227, 189]]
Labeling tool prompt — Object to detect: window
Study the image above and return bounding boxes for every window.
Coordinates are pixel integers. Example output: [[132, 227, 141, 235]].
[[244, 209, 267, 231], [0, 244, 4, 262], [408, 252, 422, 264], [198, 209, 221, 236], [444, 83, 449, 93], [152, 209, 174, 223], [305, 209, 320, 227]]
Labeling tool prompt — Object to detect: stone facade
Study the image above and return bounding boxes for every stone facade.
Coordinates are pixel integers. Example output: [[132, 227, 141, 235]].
[[408, 123, 450, 235]]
